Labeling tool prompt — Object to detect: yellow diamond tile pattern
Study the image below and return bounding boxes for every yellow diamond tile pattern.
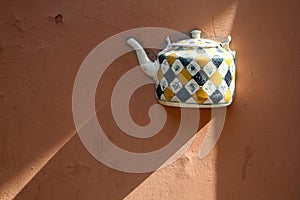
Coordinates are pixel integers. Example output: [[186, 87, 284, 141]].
[[210, 71, 223, 86], [193, 88, 209, 104], [196, 55, 210, 67], [156, 47, 236, 106], [225, 56, 233, 67], [157, 68, 164, 81], [177, 68, 192, 85], [224, 89, 232, 102], [164, 87, 175, 101], [166, 53, 177, 65], [232, 72, 236, 82]]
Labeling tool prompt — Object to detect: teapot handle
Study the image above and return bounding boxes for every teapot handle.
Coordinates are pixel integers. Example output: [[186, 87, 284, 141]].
[[165, 36, 171, 46], [222, 36, 236, 56]]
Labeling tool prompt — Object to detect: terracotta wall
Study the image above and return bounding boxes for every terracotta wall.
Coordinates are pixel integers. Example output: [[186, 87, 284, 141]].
[[0, 0, 299, 199]]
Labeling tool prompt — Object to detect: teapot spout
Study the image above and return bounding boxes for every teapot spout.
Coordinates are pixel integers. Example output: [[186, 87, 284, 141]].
[[127, 38, 158, 79]]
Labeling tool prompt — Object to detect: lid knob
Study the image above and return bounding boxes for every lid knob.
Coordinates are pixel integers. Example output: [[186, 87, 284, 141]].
[[191, 30, 201, 39]]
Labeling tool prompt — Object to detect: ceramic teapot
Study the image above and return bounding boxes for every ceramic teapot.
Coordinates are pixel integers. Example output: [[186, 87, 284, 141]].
[[127, 30, 236, 108]]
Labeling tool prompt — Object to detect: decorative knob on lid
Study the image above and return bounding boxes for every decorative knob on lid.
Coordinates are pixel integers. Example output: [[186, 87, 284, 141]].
[[191, 30, 201, 39]]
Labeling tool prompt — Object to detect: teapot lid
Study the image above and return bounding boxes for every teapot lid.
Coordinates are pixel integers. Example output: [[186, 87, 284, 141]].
[[170, 30, 221, 48]]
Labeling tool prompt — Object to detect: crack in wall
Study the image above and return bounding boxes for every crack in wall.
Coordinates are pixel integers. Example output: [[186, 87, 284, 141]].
[[242, 145, 253, 180]]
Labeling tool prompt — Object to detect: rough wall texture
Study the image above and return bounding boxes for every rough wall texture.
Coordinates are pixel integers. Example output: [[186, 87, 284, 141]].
[[0, 0, 299, 199]]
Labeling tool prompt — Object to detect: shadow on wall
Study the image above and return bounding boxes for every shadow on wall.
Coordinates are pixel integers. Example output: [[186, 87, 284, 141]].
[[1, 0, 236, 199], [1, 0, 299, 199], [14, 52, 213, 199], [216, 0, 300, 199]]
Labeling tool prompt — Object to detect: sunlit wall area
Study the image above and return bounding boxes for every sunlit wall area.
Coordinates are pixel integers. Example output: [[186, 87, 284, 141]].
[[0, 0, 299, 200]]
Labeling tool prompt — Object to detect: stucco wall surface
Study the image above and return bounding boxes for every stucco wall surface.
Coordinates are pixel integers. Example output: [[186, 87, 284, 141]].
[[0, 0, 299, 200]]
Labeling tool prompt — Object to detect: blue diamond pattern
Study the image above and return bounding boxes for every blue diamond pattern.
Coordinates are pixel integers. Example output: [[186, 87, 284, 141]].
[[179, 57, 192, 67], [164, 68, 176, 83], [156, 84, 163, 98], [156, 50, 236, 106], [176, 87, 190, 102], [210, 90, 223, 103], [193, 70, 209, 86], [224, 70, 232, 86], [158, 54, 165, 64], [196, 47, 206, 54], [212, 57, 224, 68]]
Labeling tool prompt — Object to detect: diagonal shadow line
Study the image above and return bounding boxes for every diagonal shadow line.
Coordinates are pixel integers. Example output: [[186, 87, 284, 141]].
[[4, 2, 239, 198], [14, 108, 212, 199]]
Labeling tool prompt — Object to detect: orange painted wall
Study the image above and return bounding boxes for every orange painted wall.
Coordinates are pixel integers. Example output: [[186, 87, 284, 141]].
[[0, 0, 299, 199]]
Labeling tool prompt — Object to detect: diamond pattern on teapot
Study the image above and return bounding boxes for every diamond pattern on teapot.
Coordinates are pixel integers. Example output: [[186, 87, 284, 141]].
[[186, 61, 201, 76], [171, 59, 184, 75], [155, 52, 235, 106]]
